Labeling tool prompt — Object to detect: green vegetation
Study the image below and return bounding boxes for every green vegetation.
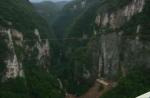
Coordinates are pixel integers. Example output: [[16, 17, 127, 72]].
[[0, 0, 52, 39], [101, 0, 150, 98], [0, 0, 150, 97], [33, 1, 67, 25], [0, 0, 63, 98], [121, 0, 150, 41], [24, 65, 64, 98], [51, 0, 150, 96], [0, 78, 29, 98], [101, 68, 150, 98], [0, 35, 8, 78]]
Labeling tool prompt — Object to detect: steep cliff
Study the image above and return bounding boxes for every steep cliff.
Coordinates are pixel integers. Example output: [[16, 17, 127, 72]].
[[59, 0, 150, 95], [0, 0, 62, 98], [1, 0, 149, 97]]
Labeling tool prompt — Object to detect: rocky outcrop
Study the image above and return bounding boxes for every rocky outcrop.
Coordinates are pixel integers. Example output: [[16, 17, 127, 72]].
[[72, 0, 86, 10], [95, 0, 145, 29], [0, 28, 24, 80], [0, 27, 50, 80], [5, 55, 24, 79], [34, 29, 50, 60], [34, 29, 50, 71], [97, 33, 120, 79], [81, 0, 86, 8]]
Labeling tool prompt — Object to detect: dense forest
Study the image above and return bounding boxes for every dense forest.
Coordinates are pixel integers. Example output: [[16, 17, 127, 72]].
[[0, 0, 150, 98]]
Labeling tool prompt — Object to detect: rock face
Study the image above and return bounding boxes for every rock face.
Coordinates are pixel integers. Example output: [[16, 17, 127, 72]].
[[95, 0, 145, 29], [81, 0, 86, 8], [72, 0, 86, 10], [0, 27, 50, 80], [62, 0, 148, 86], [0, 28, 24, 80], [98, 33, 120, 78], [94, 0, 145, 79], [5, 55, 24, 79], [34, 29, 50, 71]]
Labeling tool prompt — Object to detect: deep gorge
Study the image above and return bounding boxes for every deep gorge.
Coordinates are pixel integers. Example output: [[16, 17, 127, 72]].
[[0, 0, 150, 98]]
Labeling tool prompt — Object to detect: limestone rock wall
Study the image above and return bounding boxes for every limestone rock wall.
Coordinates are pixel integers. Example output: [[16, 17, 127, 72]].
[[98, 33, 120, 78], [0, 27, 50, 80], [94, 0, 145, 79], [95, 0, 145, 29]]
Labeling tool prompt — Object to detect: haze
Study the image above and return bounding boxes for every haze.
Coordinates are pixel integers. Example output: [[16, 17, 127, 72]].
[[30, 0, 72, 3]]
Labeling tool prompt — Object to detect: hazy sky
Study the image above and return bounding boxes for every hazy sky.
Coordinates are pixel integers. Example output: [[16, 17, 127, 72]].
[[30, 0, 72, 3]]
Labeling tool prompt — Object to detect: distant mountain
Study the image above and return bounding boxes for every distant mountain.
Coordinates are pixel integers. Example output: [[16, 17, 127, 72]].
[[55, 1, 68, 9], [33, 1, 68, 25], [52, 0, 99, 39]]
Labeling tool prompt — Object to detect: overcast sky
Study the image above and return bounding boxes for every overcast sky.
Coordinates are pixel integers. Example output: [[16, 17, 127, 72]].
[[30, 0, 72, 3]]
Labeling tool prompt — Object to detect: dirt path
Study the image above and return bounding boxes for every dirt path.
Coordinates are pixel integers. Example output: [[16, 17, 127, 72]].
[[66, 80, 114, 98], [79, 82, 110, 98]]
